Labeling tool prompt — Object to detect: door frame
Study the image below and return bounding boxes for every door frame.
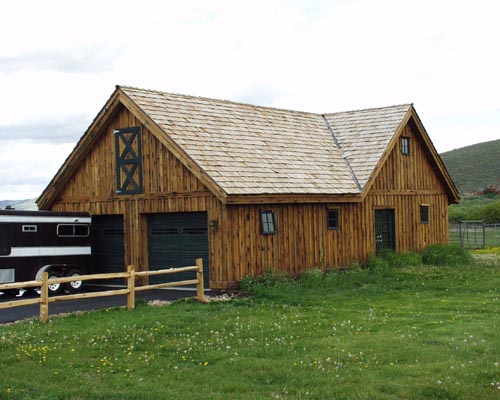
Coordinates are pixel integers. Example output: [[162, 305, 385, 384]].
[[374, 208, 396, 254]]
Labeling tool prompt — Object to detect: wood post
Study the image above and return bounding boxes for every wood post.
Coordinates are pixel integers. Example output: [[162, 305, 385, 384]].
[[40, 272, 49, 323], [4, 263, 203, 322], [196, 258, 205, 302], [127, 265, 135, 310]]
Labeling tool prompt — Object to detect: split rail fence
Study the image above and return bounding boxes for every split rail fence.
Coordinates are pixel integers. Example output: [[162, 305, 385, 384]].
[[0, 258, 205, 323]]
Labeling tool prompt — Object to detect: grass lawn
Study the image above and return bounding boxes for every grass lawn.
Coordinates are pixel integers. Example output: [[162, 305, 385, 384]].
[[1, 257, 499, 399]]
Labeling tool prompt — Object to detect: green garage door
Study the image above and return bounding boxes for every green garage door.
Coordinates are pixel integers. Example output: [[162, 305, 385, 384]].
[[91, 215, 125, 284], [148, 212, 209, 287]]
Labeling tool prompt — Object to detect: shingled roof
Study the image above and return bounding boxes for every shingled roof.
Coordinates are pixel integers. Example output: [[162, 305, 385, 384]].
[[39, 85, 459, 208], [120, 86, 411, 196]]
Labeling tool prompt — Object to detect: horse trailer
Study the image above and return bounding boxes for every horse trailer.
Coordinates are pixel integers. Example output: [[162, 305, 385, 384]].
[[0, 209, 91, 295]]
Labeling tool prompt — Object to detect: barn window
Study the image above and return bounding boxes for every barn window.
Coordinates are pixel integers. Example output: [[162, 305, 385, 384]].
[[115, 126, 143, 195], [401, 136, 410, 155], [261, 211, 277, 234], [327, 209, 339, 230], [0, 224, 11, 255], [420, 205, 429, 224]]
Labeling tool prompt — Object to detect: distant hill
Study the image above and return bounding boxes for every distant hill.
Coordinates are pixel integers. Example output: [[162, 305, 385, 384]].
[[0, 199, 38, 211], [441, 139, 500, 193]]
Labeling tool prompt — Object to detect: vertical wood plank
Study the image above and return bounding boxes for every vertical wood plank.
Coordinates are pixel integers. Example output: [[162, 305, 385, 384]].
[[127, 264, 135, 310], [40, 272, 49, 323]]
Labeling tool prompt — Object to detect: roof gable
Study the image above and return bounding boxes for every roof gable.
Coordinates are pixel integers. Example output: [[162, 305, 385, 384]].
[[323, 104, 412, 190]]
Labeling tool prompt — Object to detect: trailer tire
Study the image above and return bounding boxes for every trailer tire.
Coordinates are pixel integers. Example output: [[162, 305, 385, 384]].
[[64, 269, 84, 293], [47, 271, 63, 294]]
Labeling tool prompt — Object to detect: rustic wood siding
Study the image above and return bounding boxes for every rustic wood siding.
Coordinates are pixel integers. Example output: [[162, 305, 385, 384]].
[[50, 106, 219, 283], [209, 118, 451, 287], [371, 120, 447, 193], [49, 110, 451, 290]]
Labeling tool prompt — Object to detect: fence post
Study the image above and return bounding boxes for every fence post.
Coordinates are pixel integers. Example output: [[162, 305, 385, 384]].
[[196, 258, 205, 303], [40, 272, 49, 323], [127, 265, 135, 310]]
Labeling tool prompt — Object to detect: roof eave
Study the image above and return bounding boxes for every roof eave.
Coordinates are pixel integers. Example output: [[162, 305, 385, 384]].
[[408, 107, 460, 204], [225, 192, 363, 205]]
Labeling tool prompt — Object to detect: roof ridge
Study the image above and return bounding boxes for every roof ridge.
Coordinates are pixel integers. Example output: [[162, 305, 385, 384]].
[[324, 103, 413, 116], [118, 85, 321, 118], [119, 85, 414, 118]]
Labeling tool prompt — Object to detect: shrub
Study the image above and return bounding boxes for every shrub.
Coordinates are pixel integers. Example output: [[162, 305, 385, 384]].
[[478, 199, 500, 223], [366, 254, 390, 271], [239, 270, 288, 291], [378, 250, 422, 268], [299, 268, 325, 287], [421, 244, 473, 266]]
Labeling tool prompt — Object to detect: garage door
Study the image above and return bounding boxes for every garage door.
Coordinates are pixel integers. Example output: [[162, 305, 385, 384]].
[[148, 212, 209, 287], [91, 215, 125, 284]]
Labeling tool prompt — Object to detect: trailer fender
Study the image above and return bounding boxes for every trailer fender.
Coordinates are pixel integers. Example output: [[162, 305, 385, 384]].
[[35, 264, 81, 281]]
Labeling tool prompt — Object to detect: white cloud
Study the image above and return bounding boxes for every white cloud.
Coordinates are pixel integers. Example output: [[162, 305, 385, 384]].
[[0, 140, 74, 199], [0, 0, 499, 199]]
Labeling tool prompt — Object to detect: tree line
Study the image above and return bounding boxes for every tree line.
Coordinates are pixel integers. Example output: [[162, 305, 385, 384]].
[[449, 195, 500, 224]]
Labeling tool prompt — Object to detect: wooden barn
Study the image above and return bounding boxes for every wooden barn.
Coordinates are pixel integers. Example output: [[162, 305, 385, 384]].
[[38, 86, 459, 289]]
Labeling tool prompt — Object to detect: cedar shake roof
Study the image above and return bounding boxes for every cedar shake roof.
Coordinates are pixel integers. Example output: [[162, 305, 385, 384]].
[[323, 104, 412, 189], [38, 85, 460, 208], [120, 86, 410, 195]]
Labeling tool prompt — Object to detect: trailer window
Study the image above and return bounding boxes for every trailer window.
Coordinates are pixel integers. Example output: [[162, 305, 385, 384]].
[[57, 224, 90, 237], [0, 224, 11, 255], [22, 225, 37, 233]]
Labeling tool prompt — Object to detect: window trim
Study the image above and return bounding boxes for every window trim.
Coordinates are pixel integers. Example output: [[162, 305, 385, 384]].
[[114, 126, 143, 195], [327, 208, 340, 230], [22, 225, 38, 233], [260, 210, 277, 235], [420, 204, 429, 224], [401, 136, 410, 156]]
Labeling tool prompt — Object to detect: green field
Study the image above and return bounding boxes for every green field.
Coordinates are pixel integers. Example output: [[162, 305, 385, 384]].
[[441, 139, 500, 193], [1, 257, 500, 399]]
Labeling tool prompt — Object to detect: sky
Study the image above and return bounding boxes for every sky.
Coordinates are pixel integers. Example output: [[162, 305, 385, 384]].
[[0, 0, 499, 200]]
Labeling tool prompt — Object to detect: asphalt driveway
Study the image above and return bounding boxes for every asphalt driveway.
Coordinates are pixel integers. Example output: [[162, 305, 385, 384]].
[[0, 285, 200, 324]]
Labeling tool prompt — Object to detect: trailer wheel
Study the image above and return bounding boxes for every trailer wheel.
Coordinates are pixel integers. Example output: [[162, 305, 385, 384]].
[[64, 269, 84, 293], [47, 271, 63, 294]]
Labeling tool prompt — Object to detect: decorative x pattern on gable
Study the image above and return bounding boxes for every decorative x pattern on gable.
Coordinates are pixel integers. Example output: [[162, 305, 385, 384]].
[[114, 126, 143, 195]]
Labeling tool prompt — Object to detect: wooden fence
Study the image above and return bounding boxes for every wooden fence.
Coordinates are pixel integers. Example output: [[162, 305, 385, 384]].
[[0, 258, 205, 323]]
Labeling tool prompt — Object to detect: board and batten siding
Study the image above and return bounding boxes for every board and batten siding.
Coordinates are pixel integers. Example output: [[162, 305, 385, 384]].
[[49, 106, 450, 289], [209, 119, 451, 287], [50, 106, 218, 284]]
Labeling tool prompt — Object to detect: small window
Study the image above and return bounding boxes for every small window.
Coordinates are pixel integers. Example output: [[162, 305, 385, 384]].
[[420, 205, 429, 224], [327, 209, 339, 230], [0, 224, 11, 255], [261, 211, 277, 234], [401, 136, 410, 155], [74, 225, 90, 236], [22, 225, 37, 233], [57, 224, 90, 237]]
